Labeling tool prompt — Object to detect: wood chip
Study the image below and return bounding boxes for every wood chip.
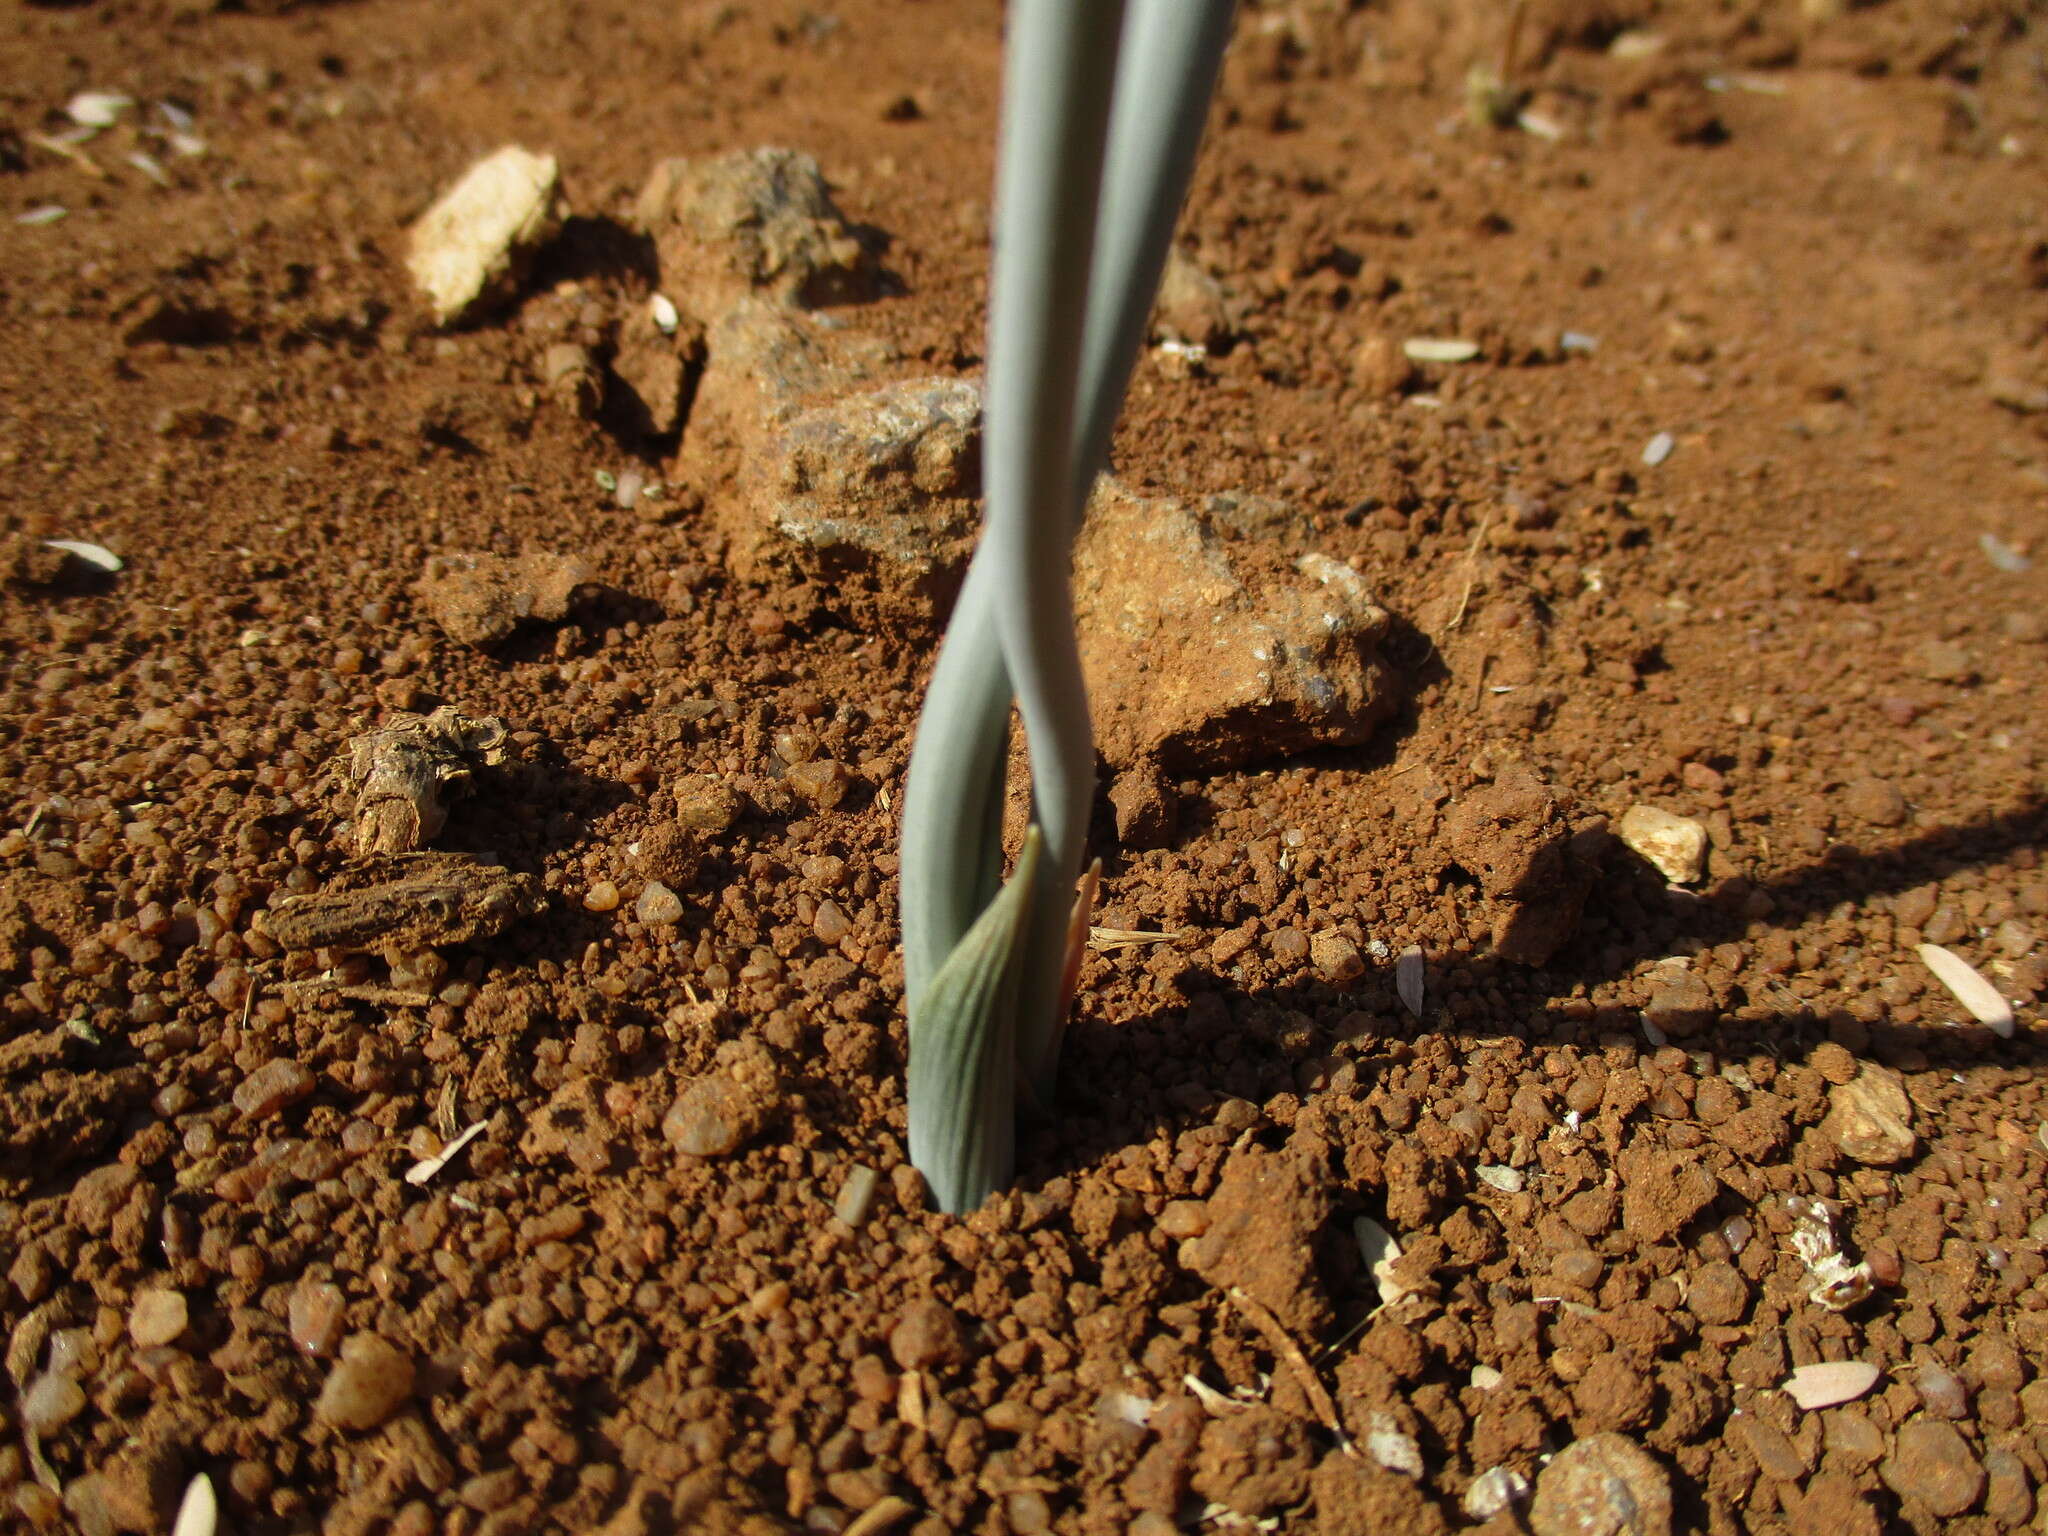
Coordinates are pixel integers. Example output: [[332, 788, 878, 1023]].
[[1916, 942, 2016, 1037], [172, 1473, 218, 1536], [1781, 1360, 1881, 1410], [404, 1119, 487, 1185]]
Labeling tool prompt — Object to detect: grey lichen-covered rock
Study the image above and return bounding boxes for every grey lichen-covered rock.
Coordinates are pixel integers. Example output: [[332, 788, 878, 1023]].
[[406, 146, 563, 326], [635, 147, 877, 311], [767, 377, 982, 577], [1073, 481, 1401, 779], [680, 297, 973, 596]]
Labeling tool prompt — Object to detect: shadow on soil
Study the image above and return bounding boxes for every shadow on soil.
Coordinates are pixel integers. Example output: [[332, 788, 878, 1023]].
[[1036, 789, 2048, 1183]]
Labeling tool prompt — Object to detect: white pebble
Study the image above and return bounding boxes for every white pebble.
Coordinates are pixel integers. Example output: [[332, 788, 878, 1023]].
[[1642, 431, 1675, 466]]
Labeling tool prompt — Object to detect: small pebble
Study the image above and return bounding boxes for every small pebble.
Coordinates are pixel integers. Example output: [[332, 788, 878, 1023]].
[[634, 881, 684, 925], [1310, 931, 1364, 984], [1914, 1363, 1970, 1419], [314, 1334, 416, 1431], [662, 1075, 773, 1158], [289, 1280, 348, 1357], [1642, 431, 1675, 466], [813, 899, 853, 945], [128, 1289, 188, 1348], [1529, 1432, 1672, 1536], [582, 880, 621, 913], [232, 1058, 315, 1120], [22, 1372, 88, 1435], [1915, 639, 1973, 682], [1822, 1068, 1917, 1165], [834, 1164, 880, 1226], [1842, 777, 1907, 828], [785, 759, 854, 809], [1880, 1418, 1985, 1517], [889, 1299, 965, 1373]]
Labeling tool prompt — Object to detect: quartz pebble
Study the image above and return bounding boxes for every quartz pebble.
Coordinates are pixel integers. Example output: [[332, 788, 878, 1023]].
[[634, 880, 684, 925], [314, 1334, 416, 1430], [128, 1289, 189, 1348], [289, 1280, 348, 1357], [1617, 805, 1706, 884], [22, 1372, 88, 1435], [582, 880, 621, 913]]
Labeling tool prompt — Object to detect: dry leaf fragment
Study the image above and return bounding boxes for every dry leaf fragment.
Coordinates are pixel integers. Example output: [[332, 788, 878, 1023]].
[[1395, 946, 1425, 1018], [1916, 943, 2016, 1038], [1781, 1360, 1881, 1410], [404, 1119, 488, 1185]]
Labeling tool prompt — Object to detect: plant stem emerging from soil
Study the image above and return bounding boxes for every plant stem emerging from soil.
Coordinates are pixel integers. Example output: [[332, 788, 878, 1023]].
[[900, 0, 1234, 1214]]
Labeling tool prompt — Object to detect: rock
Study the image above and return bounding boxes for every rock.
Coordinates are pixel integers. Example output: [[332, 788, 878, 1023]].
[[127, 1289, 188, 1348], [1915, 639, 1974, 682], [1153, 246, 1233, 350], [1982, 1448, 2035, 1527], [539, 342, 600, 416], [406, 146, 563, 326], [1351, 334, 1417, 397], [1842, 777, 1907, 827], [1073, 485, 1401, 781], [1312, 1453, 1453, 1536], [314, 1334, 416, 1431], [1790, 1472, 1883, 1536], [662, 1056, 778, 1158], [1913, 1363, 1970, 1419], [1311, 931, 1365, 986], [1617, 1144, 1718, 1245], [635, 147, 877, 310], [1730, 1411, 1808, 1481], [763, 376, 983, 581], [888, 1299, 965, 1373], [1617, 805, 1706, 884], [1642, 971, 1716, 1040], [519, 1077, 617, 1174], [416, 550, 592, 645], [784, 758, 855, 809], [1182, 1144, 1332, 1337], [1529, 1433, 1673, 1536], [233, 1058, 315, 1120], [1443, 768, 1598, 965], [673, 775, 742, 834], [1109, 768, 1178, 848], [1687, 1261, 1750, 1326], [634, 881, 685, 926], [610, 324, 696, 439], [1822, 1066, 1916, 1166], [67, 1162, 141, 1227], [21, 1372, 87, 1435], [1880, 1417, 1985, 1517], [87, 1436, 183, 1533], [289, 1279, 347, 1357], [1191, 1405, 1315, 1518]]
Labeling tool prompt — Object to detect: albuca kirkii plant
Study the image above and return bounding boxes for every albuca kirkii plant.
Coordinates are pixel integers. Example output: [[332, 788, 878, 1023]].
[[900, 0, 1235, 1214]]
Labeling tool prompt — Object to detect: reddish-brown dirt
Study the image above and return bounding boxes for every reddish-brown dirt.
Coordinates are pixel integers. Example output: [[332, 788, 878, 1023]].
[[4, 1, 2047, 1533]]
